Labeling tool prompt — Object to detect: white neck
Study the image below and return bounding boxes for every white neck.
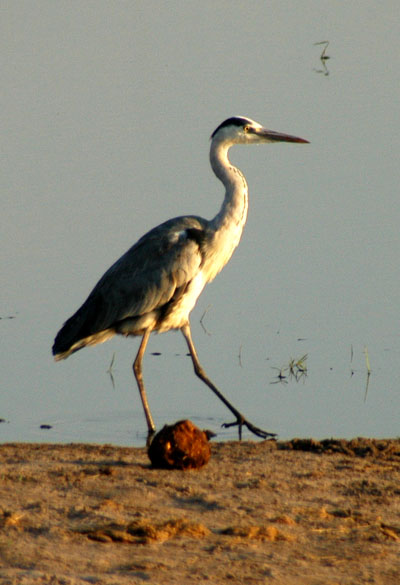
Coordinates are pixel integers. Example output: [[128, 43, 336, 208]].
[[209, 137, 249, 236], [203, 137, 249, 281]]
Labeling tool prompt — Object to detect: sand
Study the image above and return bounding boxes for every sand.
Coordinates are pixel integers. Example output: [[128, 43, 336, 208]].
[[0, 438, 399, 584]]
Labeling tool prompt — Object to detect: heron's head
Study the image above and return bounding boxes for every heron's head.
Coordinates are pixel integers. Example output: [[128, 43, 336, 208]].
[[211, 116, 309, 146]]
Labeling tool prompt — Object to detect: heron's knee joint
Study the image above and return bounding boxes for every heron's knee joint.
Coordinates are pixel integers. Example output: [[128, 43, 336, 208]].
[[194, 364, 206, 378]]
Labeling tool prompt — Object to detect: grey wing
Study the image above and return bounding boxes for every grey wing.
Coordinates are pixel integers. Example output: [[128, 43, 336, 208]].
[[52, 216, 208, 356], [94, 219, 206, 326]]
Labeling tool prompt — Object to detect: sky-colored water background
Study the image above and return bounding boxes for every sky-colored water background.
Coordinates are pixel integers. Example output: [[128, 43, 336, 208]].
[[2, 1, 399, 445]]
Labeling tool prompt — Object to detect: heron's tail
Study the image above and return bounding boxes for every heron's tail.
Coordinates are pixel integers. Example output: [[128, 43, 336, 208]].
[[52, 301, 115, 360]]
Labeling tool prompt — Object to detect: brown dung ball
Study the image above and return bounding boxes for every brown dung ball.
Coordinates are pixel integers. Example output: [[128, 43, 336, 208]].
[[147, 420, 212, 470]]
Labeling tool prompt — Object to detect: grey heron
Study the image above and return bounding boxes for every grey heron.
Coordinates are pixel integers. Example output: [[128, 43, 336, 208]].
[[52, 116, 309, 440]]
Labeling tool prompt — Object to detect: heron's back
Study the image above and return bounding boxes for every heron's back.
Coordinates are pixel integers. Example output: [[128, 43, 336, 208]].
[[52, 215, 211, 360]]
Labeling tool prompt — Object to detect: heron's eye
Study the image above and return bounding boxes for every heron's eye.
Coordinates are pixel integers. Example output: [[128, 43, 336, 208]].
[[243, 125, 250, 133]]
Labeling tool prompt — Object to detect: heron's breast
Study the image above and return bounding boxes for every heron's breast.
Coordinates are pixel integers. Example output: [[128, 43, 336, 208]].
[[201, 226, 243, 283]]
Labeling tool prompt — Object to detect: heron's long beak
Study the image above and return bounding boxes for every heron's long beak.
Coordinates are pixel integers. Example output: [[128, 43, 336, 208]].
[[256, 127, 309, 144]]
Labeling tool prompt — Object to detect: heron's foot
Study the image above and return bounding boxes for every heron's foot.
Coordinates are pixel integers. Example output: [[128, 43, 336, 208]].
[[146, 428, 156, 448], [222, 416, 276, 441]]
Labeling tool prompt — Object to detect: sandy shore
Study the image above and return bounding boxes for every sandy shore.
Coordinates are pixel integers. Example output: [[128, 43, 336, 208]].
[[0, 438, 399, 584]]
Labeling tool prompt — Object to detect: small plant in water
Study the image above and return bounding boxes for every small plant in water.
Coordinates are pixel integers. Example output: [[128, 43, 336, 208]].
[[271, 354, 308, 385]]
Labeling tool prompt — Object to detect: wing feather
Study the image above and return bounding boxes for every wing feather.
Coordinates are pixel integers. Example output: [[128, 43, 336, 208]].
[[53, 216, 208, 356]]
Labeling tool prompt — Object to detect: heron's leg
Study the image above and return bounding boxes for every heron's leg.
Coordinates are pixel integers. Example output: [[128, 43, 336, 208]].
[[181, 323, 276, 440], [133, 329, 156, 435]]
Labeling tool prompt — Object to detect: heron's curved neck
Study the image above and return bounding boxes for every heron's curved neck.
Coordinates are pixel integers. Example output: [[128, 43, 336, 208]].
[[209, 139, 248, 235]]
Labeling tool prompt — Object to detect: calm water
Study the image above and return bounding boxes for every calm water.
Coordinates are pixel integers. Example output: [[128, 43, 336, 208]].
[[2, 2, 399, 445]]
